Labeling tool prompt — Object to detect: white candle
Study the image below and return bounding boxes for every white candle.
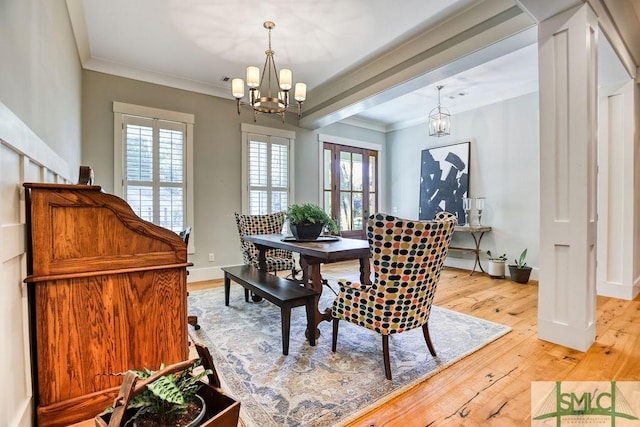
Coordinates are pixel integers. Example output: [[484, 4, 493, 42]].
[[246, 66, 260, 88], [231, 78, 245, 99], [279, 69, 292, 90], [294, 82, 307, 101]]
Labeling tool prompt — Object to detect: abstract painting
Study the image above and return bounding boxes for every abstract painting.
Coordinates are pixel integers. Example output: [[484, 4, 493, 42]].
[[419, 141, 470, 221]]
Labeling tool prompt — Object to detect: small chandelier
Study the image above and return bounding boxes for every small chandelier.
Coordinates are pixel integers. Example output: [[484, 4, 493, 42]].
[[231, 21, 307, 122], [429, 85, 451, 137]]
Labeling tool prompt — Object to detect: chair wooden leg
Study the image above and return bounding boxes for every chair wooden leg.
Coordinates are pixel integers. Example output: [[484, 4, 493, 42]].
[[224, 275, 232, 306], [281, 305, 291, 356], [188, 315, 200, 330], [331, 318, 339, 352], [382, 334, 392, 380], [422, 323, 437, 357]]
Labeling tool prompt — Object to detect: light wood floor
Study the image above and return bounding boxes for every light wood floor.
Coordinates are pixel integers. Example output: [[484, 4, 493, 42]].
[[189, 261, 640, 427]]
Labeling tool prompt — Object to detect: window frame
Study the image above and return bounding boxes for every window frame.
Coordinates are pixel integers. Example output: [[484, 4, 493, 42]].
[[240, 123, 295, 215], [113, 101, 195, 252]]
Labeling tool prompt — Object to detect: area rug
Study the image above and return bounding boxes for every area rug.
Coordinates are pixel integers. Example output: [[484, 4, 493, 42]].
[[188, 283, 511, 427]]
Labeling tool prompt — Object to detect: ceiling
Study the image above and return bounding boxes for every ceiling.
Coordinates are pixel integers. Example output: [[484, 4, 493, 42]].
[[66, 0, 636, 131]]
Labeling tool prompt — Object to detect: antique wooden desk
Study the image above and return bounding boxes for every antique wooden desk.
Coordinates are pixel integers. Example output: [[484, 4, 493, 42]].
[[243, 234, 371, 337], [450, 225, 492, 275], [24, 183, 190, 427]]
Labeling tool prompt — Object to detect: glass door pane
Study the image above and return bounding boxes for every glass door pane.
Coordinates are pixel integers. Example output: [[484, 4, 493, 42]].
[[323, 142, 378, 239]]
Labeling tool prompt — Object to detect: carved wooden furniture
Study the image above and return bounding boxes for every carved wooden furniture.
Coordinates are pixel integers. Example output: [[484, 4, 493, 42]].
[[331, 213, 456, 380], [24, 183, 190, 427]]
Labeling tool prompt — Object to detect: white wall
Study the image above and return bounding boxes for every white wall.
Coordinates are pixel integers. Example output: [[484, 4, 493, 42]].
[[0, 0, 82, 167], [0, 1, 81, 426], [386, 92, 540, 276]]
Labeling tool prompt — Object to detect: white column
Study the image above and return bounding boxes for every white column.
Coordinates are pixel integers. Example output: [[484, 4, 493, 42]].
[[597, 80, 640, 300], [538, 4, 598, 351]]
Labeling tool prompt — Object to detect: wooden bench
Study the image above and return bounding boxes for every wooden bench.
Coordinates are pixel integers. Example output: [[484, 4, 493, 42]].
[[221, 265, 319, 355]]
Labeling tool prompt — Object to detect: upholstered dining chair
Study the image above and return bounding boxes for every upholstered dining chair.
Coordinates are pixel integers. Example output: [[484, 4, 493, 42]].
[[331, 212, 457, 380], [234, 211, 298, 279]]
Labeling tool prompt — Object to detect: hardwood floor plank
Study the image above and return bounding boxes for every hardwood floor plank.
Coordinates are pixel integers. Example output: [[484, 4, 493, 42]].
[[185, 261, 640, 427]]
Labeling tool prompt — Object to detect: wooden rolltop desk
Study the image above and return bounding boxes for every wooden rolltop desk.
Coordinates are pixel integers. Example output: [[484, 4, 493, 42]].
[[24, 183, 190, 427]]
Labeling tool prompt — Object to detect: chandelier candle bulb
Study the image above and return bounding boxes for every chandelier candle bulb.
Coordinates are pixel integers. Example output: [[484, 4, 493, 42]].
[[246, 66, 260, 88], [232, 78, 245, 99], [279, 69, 292, 90], [294, 82, 307, 101]]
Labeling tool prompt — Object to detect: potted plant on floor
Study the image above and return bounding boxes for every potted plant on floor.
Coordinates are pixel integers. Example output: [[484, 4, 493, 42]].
[[509, 248, 532, 284], [486, 250, 507, 279], [96, 358, 214, 427], [287, 203, 338, 240]]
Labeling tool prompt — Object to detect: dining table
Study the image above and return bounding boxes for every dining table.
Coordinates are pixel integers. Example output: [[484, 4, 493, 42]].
[[243, 234, 371, 338]]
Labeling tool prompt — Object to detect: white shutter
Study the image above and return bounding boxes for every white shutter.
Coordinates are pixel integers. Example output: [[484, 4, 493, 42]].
[[242, 125, 295, 215], [121, 116, 186, 232]]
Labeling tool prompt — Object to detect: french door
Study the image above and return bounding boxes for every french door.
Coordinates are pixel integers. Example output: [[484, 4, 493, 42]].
[[323, 142, 378, 239]]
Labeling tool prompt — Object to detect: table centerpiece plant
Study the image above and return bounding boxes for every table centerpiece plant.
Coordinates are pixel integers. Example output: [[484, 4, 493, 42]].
[[287, 203, 338, 240]]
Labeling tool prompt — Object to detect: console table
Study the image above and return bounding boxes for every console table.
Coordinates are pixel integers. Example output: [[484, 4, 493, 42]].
[[450, 225, 492, 275]]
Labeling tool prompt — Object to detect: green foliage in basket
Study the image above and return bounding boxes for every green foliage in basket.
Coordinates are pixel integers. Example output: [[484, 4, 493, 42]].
[[108, 359, 212, 425]]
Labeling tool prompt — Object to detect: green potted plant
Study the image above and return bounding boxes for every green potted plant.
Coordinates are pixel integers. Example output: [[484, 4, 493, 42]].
[[287, 203, 338, 240], [96, 359, 213, 427], [509, 248, 532, 284], [486, 250, 507, 279]]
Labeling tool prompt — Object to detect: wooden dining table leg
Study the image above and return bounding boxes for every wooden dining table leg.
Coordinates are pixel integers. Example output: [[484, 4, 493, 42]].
[[249, 244, 268, 302], [256, 244, 268, 270], [299, 256, 332, 340]]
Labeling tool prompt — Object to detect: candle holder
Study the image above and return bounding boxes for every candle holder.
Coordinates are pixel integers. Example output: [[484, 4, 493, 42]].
[[462, 197, 473, 227], [475, 197, 485, 226]]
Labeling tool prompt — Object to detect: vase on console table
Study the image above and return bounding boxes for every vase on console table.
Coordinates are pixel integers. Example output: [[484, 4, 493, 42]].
[[462, 197, 473, 226], [475, 197, 485, 226]]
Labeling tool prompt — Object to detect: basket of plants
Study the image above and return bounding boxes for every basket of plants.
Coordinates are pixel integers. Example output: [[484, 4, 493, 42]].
[[95, 343, 240, 427]]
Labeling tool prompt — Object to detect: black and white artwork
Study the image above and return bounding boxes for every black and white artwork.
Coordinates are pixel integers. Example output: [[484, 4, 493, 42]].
[[418, 141, 470, 221]]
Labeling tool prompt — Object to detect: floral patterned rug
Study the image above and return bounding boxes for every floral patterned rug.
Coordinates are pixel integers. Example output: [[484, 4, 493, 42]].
[[188, 283, 510, 427]]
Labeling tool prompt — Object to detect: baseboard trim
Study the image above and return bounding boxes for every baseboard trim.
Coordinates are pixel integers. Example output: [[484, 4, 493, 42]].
[[597, 279, 638, 300], [187, 265, 225, 283]]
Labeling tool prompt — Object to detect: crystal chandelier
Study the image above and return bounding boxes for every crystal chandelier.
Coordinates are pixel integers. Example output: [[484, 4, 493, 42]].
[[231, 21, 307, 122], [429, 85, 451, 137]]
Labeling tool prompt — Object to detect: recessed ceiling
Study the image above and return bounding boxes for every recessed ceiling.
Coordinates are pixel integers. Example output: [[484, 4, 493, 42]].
[[67, 0, 630, 131], [73, 0, 476, 91], [350, 43, 539, 130]]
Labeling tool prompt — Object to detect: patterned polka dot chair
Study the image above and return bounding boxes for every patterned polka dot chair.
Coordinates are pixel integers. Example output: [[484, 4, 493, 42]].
[[331, 212, 457, 380], [234, 212, 297, 277]]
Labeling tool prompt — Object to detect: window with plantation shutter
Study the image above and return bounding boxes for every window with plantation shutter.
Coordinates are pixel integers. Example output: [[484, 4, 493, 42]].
[[113, 102, 195, 250], [241, 124, 295, 215]]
